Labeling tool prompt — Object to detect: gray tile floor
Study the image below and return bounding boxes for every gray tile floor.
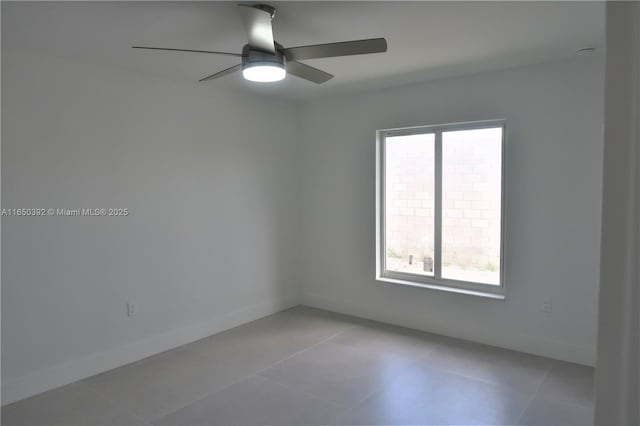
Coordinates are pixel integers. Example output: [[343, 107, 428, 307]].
[[2, 306, 595, 425]]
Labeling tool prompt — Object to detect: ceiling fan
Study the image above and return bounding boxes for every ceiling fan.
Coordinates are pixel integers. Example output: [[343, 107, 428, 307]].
[[132, 4, 387, 84]]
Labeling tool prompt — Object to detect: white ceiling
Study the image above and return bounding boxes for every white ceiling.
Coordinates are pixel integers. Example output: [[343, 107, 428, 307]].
[[3, 1, 605, 101]]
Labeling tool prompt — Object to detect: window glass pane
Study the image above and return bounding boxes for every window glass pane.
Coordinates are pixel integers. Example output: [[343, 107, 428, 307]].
[[442, 127, 502, 285], [385, 133, 435, 276]]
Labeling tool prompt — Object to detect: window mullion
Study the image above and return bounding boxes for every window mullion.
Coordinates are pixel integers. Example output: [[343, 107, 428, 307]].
[[434, 131, 443, 279]]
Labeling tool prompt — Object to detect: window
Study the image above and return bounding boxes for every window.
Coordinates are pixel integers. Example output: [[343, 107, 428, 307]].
[[376, 120, 505, 298]]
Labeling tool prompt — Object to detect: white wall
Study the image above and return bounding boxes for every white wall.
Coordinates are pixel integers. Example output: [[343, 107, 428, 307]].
[[299, 57, 604, 366], [1, 49, 301, 404]]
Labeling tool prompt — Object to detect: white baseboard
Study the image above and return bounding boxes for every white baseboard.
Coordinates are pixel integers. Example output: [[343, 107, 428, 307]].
[[302, 293, 596, 367], [2, 297, 298, 406]]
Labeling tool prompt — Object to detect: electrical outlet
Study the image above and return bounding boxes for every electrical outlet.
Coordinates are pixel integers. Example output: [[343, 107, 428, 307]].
[[542, 299, 552, 313], [127, 302, 136, 317]]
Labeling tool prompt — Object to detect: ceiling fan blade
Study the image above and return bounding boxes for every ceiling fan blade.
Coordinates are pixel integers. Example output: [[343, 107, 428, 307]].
[[132, 46, 242, 57], [283, 38, 387, 61], [286, 61, 333, 84], [199, 64, 242, 82], [238, 5, 275, 54]]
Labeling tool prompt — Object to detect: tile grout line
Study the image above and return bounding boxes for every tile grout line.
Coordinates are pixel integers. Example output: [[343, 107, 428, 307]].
[[84, 309, 347, 423], [252, 325, 420, 423], [85, 310, 325, 421], [146, 322, 357, 425], [252, 324, 359, 377], [524, 361, 596, 411], [513, 365, 553, 425], [421, 342, 558, 399], [257, 374, 349, 413], [257, 329, 451, 424], [328, 336, 545, 425], [337, 343, 446, 417]]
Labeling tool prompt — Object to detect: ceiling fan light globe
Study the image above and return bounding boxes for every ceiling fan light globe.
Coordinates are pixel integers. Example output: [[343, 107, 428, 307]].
[[242, 63, 286, 82]]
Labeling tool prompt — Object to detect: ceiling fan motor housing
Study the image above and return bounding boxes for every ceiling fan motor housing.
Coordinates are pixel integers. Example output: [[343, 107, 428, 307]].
[[253, 4, 276, 20], [241, 43, 285, 71]]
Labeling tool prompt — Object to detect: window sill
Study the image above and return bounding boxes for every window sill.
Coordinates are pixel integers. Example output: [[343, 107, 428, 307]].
[[376, 275, 506, 300]]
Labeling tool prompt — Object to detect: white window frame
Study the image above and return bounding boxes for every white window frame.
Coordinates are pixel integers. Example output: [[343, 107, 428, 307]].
[[376, 119, 506, 299]]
